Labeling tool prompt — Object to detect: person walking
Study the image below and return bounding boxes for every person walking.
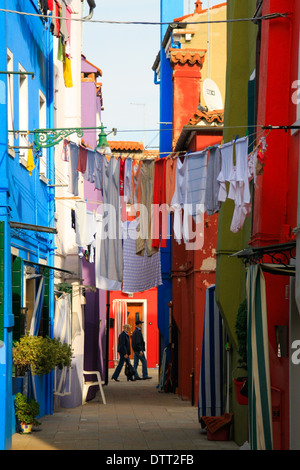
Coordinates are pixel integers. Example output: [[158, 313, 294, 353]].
[[131, 320, 152, 380], [111, 324, 132, 382]]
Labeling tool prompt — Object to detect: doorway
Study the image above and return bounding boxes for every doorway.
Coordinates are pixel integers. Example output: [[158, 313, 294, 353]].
[[127, 302, 143, 360]]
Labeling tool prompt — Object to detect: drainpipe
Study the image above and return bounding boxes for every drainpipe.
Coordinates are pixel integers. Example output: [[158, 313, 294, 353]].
[[46, 16, 55, 415], [191, 369, 195, 406], [105, 292, 110, 385], [0, 0, 14, 450]]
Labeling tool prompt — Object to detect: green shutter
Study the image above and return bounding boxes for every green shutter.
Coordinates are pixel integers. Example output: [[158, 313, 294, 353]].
[[0, 222, 4, 341], [41, 267, 50, 337], [12, 256, 23, 341]]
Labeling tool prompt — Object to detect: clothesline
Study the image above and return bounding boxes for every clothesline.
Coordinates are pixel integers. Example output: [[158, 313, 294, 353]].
[[69, 132, 268, 293]]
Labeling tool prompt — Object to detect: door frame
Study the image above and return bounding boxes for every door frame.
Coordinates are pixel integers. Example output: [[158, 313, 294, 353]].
[[126, 299, 147, 351]]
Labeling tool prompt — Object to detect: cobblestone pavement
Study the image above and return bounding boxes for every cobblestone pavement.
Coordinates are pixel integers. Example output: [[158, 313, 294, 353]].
[[11, 368, 239, 451]]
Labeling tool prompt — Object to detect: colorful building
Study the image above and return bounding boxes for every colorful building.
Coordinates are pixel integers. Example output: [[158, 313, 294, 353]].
[[217, 0, 300, 450], [0, 0, 55, 450], [153, 0, 226, 404]]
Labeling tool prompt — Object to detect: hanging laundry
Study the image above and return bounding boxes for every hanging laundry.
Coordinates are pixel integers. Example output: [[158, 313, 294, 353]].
[[26, 147, 35, 176], [57, 37, 65, 62], [77, 145, 88, 174], [97, 156, 123, 290], [75, 203, 97, 252], [187, 150, 208, 218], [83, 148, 95, 183], [67, 141, 79, 196], [39, 0, 49, 15], [60, 2, 70, 44], [124, 157, 132, 203], [122, 221, 162, 293], [217, 141, 234, 202], [119, 157, 125, 197], [63, 56, 73, 88], [131, 159, 142, 205], [165, 157, 177, 207], [75, 201, 88, 248], [95, 215, 122, 291], [234, 136, 251, 206], [50, 0, 61, 38], [230, 136, 252, 233], [248, 148, 258, 185], [94, 150, 103, 191], [170, 156, 189, 244], [205, 146, 222, 215], [152, 158, 168, 249], [136, 159, 158, 257]]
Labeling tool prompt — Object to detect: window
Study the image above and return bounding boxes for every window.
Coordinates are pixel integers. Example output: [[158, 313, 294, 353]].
[[7, 49, 14, 156], [18, 64, 29, 162]]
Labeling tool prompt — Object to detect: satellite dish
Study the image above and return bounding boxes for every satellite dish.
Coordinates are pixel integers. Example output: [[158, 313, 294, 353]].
[[202, 78, 223, 111]]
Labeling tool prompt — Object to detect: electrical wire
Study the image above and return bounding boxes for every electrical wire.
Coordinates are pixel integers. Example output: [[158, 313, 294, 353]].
[[0, 8, 290, 25]]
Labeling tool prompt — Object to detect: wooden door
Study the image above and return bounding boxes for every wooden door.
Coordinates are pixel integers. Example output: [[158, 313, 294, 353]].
[[127, 303, 143, 359]]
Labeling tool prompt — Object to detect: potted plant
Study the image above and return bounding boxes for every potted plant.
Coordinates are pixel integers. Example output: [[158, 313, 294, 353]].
[[234, 299, 248, 405], [15, 393, 41, 434], [13, 334, 73, 377]]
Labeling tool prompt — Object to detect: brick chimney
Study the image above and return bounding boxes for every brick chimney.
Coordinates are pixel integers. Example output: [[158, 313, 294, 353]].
[[195, 0, 203, 13]]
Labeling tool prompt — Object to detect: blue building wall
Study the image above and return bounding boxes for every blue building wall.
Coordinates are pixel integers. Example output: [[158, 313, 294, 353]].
[[157, 0, 183, 355], [0, 0, 54, 450]]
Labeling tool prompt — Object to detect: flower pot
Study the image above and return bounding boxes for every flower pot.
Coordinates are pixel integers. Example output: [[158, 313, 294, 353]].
[[12, 376, 24, 395], [207, 425, 230, 441], [233, 377, 248, 405], [20, 423, 33, 434]]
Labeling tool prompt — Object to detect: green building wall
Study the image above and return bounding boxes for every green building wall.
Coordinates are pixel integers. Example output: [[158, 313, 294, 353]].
[[215, 0, 258, 446]]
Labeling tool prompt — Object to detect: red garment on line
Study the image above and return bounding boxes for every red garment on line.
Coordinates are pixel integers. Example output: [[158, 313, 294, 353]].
[[77, 146, 88, 173], [152, 158, 168, 249], [119, 157, 125, 196]]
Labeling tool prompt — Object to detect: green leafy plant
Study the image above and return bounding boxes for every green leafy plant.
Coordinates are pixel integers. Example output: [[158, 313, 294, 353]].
[[235, 299, 248, 370], [15, 393, 41, 426], [13, 334, 73, 376]]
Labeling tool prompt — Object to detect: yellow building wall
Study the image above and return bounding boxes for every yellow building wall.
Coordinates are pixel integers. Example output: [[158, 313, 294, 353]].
[[174, 3, 227, 108]]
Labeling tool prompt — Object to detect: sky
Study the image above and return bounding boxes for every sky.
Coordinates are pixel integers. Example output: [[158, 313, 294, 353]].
[[81, 0, 223, 150]]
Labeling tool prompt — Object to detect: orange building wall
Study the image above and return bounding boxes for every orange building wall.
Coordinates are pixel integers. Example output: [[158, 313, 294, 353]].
[[108, 289, 159, 369]]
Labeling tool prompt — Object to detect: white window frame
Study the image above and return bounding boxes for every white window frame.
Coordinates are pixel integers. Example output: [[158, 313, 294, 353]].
[[18, 63, 29, 163], [7, 48, 14, 157], [291, 34, 300, 136], [39, 90, 47, 179]]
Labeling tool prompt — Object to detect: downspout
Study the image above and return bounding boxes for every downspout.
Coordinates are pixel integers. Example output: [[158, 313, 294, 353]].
[[105, 292, 110, 385], [0, 0, 14, 450], [46, 16, 55, 415]]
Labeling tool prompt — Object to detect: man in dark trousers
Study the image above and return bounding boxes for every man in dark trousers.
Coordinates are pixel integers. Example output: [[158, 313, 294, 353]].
[[131, 320, 152, 380], [111, 324, 132, 382]]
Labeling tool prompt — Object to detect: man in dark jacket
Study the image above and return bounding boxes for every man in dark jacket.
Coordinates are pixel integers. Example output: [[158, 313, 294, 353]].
[[111, 324, 132, 382], [131, 320, 152, 380]]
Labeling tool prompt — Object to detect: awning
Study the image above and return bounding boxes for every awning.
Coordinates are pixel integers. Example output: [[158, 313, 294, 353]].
[[10, 221, 57, 234], [246, 264, 273, 450], [198, 285, 224, 420], [23, 259, 77, 277], [230, 242, 296, 277]]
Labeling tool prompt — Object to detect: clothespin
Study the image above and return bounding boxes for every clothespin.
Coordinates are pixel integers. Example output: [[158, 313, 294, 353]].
[[234, 135, 239, 142], [220, 139, 224, 148]]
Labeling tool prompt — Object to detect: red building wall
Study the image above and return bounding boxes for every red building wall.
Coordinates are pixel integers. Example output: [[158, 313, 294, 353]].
[[251, 0, 299, 450], [170, 47, 222, 404], [172, 210, 219, 403]]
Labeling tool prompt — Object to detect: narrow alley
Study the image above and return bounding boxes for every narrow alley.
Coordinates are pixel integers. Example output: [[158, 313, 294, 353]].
[[11, 367, 239, 451]]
